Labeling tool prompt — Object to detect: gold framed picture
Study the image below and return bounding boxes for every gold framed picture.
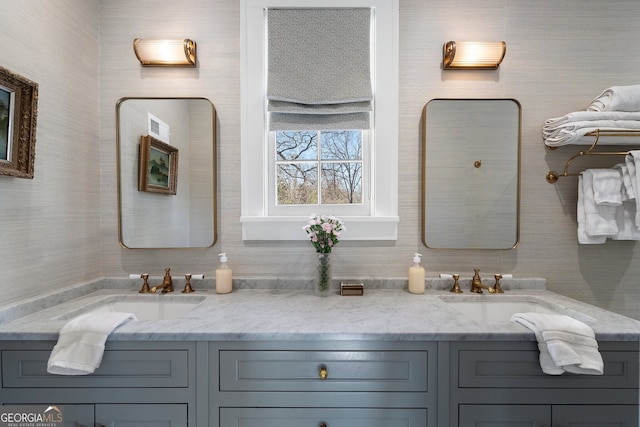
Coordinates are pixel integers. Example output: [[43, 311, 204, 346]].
[[138, 135, 178, 195], [0, 66, 38, 179]]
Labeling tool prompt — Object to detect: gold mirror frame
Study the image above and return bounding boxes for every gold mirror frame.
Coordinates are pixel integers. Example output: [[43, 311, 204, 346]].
[[422, 98, 521, 250], [0, 66, 38, 179], [116, 97, 217, 249]]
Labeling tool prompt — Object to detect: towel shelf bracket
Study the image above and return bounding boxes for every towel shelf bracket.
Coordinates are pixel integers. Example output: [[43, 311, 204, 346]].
[[546, 129, 640, 183]]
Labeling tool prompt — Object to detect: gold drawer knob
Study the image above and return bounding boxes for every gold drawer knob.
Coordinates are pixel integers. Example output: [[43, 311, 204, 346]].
[[319, 366, 328, 380]]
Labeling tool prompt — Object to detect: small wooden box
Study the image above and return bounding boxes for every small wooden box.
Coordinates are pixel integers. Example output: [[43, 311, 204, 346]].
[[340, 282, 364, 296]]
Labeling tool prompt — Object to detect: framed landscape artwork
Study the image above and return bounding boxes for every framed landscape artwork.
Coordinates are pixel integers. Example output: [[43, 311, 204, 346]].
[[138, 134, 178, 195]]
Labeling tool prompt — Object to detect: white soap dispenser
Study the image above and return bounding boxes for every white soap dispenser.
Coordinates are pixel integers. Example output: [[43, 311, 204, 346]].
[[408, 253, 425, 294], [216, 253, 232, 294]]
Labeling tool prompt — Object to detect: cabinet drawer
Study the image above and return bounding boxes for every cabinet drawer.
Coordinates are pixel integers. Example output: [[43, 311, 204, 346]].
[[458, 348, 639, 389], [220, 408, 427, 427], [219, 350, 428, 392], [2, 349, 188, 388]]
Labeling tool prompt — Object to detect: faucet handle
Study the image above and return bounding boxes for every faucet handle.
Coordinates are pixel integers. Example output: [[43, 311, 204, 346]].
[[138, 274, 151, 293], [182, 274, 194, 293], [494, 274, 504, 293], [449, 274, 463, 293]]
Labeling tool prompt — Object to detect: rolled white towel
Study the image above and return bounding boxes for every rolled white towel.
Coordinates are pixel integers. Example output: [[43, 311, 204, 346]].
[[543, 119, 640, 138], [587, 84, 640, 112], [545, 110, 640, 128]]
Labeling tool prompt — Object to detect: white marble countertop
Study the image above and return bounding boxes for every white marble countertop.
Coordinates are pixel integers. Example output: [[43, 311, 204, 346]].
[[0, 281, 638, 342]]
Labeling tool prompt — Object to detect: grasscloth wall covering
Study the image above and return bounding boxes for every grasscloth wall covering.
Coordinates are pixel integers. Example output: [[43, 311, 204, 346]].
[[0, 0, 101, 304], [1, 0, 639, 320]]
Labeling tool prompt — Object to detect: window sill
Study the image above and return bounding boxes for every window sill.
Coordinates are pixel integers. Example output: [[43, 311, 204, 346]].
[[240, 216, 399, 241]]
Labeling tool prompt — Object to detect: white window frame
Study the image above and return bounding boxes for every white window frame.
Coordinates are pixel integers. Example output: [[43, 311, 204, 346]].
[[240, 0, 399, 241]]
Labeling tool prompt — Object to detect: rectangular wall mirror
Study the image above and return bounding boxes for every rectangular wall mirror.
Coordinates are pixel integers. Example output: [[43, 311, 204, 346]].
[[116, 97, 217, 249], [422, 98, 520, 249]]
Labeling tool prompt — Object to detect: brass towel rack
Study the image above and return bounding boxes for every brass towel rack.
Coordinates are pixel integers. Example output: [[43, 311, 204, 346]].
[[545, 129, 640, 183]]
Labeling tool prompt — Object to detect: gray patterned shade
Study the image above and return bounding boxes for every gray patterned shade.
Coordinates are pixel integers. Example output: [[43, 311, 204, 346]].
[[267, 8, 372, 130]]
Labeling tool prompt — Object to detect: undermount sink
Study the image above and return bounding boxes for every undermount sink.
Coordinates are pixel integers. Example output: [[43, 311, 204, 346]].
[[438, 296, 590, 323], [55, 295, 206, 321]]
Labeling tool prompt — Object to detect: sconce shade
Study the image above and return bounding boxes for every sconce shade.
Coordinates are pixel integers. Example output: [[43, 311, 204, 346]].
[[442, 41, 506, 70], [133, 39, 197, 67]]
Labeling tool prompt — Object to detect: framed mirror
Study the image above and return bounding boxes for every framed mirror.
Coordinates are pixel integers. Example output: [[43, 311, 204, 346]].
[[422, 99, 520, 249], [116, 97, 216, 249]]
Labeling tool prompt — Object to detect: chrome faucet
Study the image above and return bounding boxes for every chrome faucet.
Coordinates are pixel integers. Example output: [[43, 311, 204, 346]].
[[469, 269, 505, 294]]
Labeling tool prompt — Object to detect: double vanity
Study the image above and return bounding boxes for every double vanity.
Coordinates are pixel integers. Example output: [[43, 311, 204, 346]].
[[0, 279, 637, 426]]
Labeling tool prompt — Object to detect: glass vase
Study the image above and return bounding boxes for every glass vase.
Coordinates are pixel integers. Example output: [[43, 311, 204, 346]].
[[315, 252, 332, 297]]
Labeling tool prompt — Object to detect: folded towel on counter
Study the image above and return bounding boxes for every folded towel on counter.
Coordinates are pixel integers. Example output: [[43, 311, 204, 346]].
[[47, 312, 136, 375], [511, 312, 604, 375], [581, 170, 618, 237], [590, 168, 623, 206], [587, 84, 640, 112], [577, 175, 607, 244]]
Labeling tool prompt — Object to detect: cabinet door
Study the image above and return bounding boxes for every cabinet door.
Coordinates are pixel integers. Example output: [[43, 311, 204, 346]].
[[95, 404, 187, 427], [459, 404, 550, 426], [553, 405, 639, 427], [60, 405, 94, 427], [220, 407, 427, 427]]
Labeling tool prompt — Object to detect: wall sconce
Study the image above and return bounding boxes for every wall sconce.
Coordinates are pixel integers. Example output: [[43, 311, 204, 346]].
[[133, 39, 197, 67], [442, 41, 506, 70]]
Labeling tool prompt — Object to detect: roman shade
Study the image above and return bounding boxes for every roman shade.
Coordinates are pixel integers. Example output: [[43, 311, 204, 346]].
[[267, 8, 372, 130]]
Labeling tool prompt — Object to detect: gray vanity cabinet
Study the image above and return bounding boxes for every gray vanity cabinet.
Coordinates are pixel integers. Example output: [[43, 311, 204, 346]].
[[445, 341, 640, 427], [0, 341, 196, 427], [210, 341, 438, 427]]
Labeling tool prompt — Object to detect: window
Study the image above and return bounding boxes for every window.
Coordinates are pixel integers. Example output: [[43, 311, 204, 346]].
[[270, 130, 368, 216], [241, 0, 398, 241]]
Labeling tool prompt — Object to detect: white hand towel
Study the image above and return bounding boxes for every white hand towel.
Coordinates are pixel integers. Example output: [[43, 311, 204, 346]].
[[590, 168, 623, 206], [577, 175, 607, 244], [587, 84, 640, 112], [47, 312, 136, 375], [541, 330, 604, 375], [628, 151, 640, 227], [581, 170, 618, 237], [511, 312, 604, 376], [613, 201, 640, 240], [613, 163, 634, 201]]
